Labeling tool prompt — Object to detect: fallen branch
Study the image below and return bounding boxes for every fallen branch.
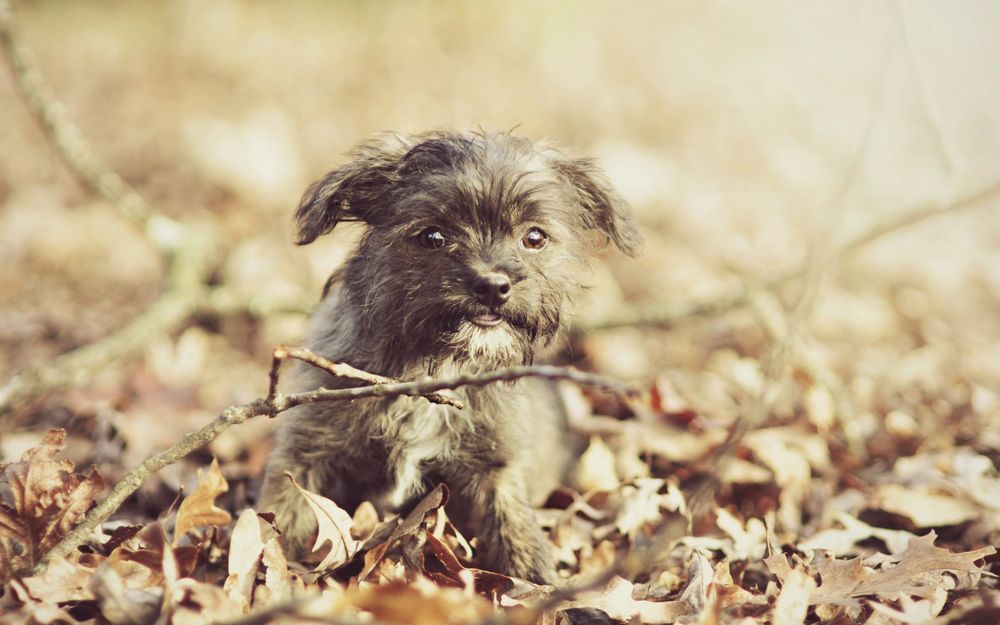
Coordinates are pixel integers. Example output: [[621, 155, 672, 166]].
[[33, 346, 637, 573], [271, 345, 462, 408], [0, 0, 157, 232], [578, 177, 1000, 332], [0, 232, 217, 415], [0, 0, 218, 416]]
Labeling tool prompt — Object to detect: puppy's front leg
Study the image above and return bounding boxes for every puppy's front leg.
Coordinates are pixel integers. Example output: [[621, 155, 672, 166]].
[[470, 468, 557, 584]]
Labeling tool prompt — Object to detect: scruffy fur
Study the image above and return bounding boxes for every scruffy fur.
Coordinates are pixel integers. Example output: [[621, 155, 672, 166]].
[[260, 130, 639, 583]]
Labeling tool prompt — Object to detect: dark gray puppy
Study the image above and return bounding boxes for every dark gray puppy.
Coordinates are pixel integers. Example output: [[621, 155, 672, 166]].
[[260, 130, 639, 583]]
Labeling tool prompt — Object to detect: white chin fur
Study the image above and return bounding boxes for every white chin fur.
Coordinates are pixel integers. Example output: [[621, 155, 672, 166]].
[[450, 320, 521, 365]]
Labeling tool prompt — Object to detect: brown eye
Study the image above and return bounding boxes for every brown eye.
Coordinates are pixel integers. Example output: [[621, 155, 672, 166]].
[[522, 227, 548, 251], [418, 228, 446, 249]]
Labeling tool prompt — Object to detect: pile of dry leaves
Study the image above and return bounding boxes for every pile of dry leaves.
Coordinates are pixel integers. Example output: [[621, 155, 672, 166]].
[[1, 374, 996, 625]]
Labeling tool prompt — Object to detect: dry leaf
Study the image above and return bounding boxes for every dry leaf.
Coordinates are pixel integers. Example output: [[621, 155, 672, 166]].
[[569, 575, 688, 624], [574, 436, 619, 492], [772, 569, 815, 625], [257, 536, 298, 606], [0, 429, 105, 580], [285, 472, 359, 571], [337, 578, 493, 625], [169, 578, 244, 625], [852, 532, 994, 597], [873, 484, 982, 527], [174, 458, 232, 544], [867, 592, 943, 624], [359, 484, 447, 582], [91, 562, 162, 625], [17, 555, 99, 603], [223, 508, 265, 609], [799, 512, 917, 555]]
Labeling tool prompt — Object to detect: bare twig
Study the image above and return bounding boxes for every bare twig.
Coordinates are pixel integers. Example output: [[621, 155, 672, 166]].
[[0, 0, 219, 416], [33, 347, 637, 573], [0, 233, 218, 416], [0, 0, 173, 239], [269, 345, 463, 408], [579, 177, 1000, 332]]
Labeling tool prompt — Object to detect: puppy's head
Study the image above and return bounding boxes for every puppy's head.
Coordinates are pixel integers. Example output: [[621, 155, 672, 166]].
[[296, 130, 640, 372]]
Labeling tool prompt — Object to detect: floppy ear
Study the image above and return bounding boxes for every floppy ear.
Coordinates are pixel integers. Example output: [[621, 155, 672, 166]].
[[551, 156, 642, 256], [294, 134, 412, 245]]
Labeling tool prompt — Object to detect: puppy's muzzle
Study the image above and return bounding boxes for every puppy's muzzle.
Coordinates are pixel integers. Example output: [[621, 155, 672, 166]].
[[471, 272, 511, 307]]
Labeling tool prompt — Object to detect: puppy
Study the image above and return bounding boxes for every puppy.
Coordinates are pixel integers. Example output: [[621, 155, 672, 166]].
[[260, 130, 639, 583]]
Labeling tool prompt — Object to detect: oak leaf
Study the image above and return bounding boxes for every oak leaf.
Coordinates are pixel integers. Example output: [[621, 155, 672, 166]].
[[285, 472, 359, 571], [173, 458, 232, 544], [0, 429, 104, 581]]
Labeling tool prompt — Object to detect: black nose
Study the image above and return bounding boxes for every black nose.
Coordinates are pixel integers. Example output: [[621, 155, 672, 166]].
[[471, 273, 512, 306]]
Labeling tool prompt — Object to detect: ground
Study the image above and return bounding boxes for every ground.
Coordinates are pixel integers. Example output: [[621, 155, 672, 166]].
[[0, 2, 999, 624]]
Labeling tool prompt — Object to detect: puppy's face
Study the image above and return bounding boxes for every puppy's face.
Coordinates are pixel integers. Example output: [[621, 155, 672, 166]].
[[296, 131, 640, 372]]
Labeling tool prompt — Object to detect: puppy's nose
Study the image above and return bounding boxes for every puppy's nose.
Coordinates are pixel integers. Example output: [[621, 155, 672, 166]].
[[471, 273, 512, 306]]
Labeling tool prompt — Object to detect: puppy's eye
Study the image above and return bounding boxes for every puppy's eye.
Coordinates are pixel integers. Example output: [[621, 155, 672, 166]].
[[521, 227, 548, 251], [418, 228, 446, 249]]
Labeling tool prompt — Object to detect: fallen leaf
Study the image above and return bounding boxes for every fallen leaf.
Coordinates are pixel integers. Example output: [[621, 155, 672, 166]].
[[223, 508, 264, 609], [867, 592, 943, 624], [422, 532, 513, 598], [169, 578, 244, 625], [569, 575, 688, 624], [615, 478, 687, 540], [16, 554, 100, 602], [359, 484, 448, 582], [91, 562, 162, 625], [337, 578, 493, 625], [285, 472, 359, 571], [873, 484, 982, 527], [852, 532, 995, 598], [258, 536, 299, 606], [174, 458, 232, 544], [0, 429, 105, 580], [772, 569, 816, 625], [799, 512, 917, 555], [574, 436, 620, 492]]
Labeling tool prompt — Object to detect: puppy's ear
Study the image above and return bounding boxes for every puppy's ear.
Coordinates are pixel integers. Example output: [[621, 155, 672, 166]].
[[551, 156, 642, 256], [295, 134, 412, 245]]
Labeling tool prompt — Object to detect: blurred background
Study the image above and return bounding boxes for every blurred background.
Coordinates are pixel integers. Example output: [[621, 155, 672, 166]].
[[1, 1, 999, 517]]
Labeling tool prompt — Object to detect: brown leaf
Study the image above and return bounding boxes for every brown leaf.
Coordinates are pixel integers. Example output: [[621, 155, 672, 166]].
[[0, 429, 105, 580], [17, 554, 101, 603], [258, 536, 299, 607], [284, 472, 359, 571], [852, 532, 995, 597], [772, 569, 816, 625], [568, 576, 689, 624], [91, 562, 162, 625], [223, 508, 264, 609], [422, 532, 514, 598], [174, 458, 232, 544], [108, 522, 198, 585], [169, 578, 244, 625], [340, 578, 493, 625], [358, 483, 448, 582]]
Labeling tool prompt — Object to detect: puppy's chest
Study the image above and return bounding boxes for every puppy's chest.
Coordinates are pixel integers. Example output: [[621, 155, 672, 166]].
[[377, 399, 471, 510]]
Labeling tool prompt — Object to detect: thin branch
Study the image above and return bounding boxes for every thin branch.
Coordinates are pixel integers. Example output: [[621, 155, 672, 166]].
[[280, 364, 639, 409], [33, 349, 637, 573], [0, 0, 217, 416], [0, 233, 217, 417], [270, 345, 463, 408], [579, 177, 1000, 332], [0, 0, 175, 239]]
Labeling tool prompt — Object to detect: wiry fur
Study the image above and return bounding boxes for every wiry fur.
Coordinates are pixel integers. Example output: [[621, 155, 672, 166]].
[[260, 130, 639, 583]]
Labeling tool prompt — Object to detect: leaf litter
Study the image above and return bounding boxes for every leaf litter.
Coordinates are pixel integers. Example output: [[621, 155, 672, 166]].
[[0, 417, 995, 625]]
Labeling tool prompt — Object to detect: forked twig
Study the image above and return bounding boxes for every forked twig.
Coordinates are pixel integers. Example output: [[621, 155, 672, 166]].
[[33, 346, 638, 573]]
